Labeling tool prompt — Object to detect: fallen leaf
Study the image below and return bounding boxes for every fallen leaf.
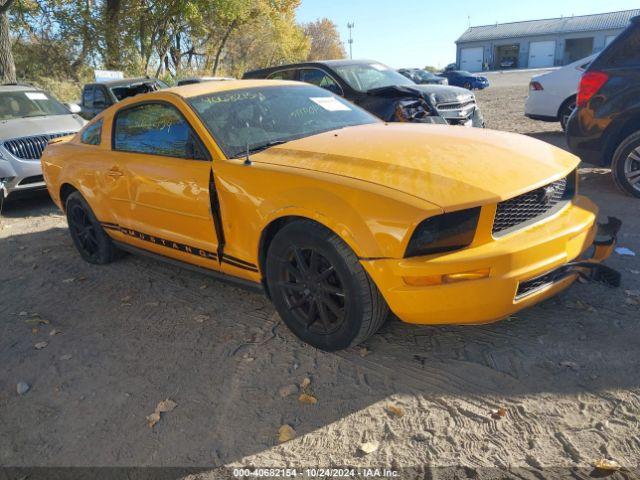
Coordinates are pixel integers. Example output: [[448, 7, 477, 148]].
[[300, 377, 311, 389], [24, 317, 49, 326], [629, 269, 640, 275], [49, 329, 62, 336], [358, 346, 371, 357], [592, 458, 621, 471], [31, 327, 39, 334], [278, 424, 296, 443], [490, 407, 507, 419], [625, 289, 640, 297], [121, 295, 132, 302], [156, 399, 177, 413], [146, 398, 178, 428], [18, 311, 28, 316], [34, 341, 48, 350], [194, 314, 209, 324], [62, 278, 75, 283], [298, 393, 317, 405], [60, 354, 73, 360], [387, 405, 405, 418], [359, 441, 379, 455], [199, 284, 208, 290], [146, 412, 161, 428]]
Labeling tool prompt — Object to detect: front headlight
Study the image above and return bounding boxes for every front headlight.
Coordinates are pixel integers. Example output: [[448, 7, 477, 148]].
[[405, 207, 481, 257]]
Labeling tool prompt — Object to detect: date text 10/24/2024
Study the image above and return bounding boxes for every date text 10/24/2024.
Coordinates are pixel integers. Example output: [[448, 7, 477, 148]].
[[233, 468, 400, 478]]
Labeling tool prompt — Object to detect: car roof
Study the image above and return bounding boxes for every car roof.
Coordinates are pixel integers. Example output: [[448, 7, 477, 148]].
[[245, 59, 387, 76], [87, 77, 159, 87], [164, 79, 303, 98], [0, 84, 41, 92]]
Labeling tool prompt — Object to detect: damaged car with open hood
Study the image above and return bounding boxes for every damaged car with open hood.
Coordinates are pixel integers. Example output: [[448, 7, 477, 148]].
[[243, 60, 484, 127]]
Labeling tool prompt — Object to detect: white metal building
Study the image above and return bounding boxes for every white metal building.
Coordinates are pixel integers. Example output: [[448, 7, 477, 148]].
[[455, 9, 640, 72]]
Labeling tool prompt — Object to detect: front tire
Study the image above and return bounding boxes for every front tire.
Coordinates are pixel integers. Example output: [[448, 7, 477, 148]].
[[266, 220, 389, 351], [463, 81, 472, 90], [611, 131, 640, 199], [65, 192, 122, 264]]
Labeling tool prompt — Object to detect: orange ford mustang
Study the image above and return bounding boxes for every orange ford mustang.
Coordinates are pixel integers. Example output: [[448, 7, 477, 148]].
[[41, 80, 621, 350]]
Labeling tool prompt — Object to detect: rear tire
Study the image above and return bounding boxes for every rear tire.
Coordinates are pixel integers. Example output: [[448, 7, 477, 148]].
[[463, 82, 472, 90], [559, 97, 576, 131], [65, 192, 122, 264], [611, 131, 640, 199], [266, 220, 389, 351]]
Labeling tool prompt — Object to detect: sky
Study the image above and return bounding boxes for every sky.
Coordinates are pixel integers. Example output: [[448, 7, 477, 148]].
[[296, 0, 640, 68]]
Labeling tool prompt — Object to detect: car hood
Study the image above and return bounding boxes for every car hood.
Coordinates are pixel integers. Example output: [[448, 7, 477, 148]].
[[0, 115, 85, 141], [253, 123, 578, 211], [368, 84, 474, 105]]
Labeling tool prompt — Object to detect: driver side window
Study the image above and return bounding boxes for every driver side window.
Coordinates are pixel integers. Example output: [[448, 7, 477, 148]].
[[113, 103, 207, 160], [299, 69, 343, 96]]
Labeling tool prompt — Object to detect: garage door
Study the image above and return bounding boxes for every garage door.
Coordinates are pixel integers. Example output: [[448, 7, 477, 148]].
[[460, 47, 484, 72], [528, 41, 555, 68]]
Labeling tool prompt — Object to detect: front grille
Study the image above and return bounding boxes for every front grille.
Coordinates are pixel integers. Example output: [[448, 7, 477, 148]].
[[3, 132, 75, 160], [492, 172, 575, 237], [436, 100, 476, 111], [19, 175, 44, 185], [516, 266, 572, 299]]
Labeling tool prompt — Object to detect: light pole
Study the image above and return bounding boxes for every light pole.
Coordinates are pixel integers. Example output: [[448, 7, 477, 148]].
[[347, 22, 354, 59]]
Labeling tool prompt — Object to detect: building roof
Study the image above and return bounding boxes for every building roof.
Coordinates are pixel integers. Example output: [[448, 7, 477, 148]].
[[457, 9, 640, 43]]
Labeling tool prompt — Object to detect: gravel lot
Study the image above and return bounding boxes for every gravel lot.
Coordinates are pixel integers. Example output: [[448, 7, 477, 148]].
[[1, 75, 639, 478]]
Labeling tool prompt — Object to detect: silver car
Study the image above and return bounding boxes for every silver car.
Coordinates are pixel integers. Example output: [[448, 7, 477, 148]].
[[1, 84, 85, 201]]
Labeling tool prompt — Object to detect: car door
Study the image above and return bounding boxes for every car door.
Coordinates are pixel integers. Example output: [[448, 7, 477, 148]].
[[109, 100, 220, 269]]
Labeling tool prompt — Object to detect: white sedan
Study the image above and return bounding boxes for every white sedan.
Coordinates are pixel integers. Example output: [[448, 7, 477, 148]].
[[525, 54, 596, 130]]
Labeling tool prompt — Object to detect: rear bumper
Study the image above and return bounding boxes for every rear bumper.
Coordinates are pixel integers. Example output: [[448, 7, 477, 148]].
[[361, 195, 617, 325]]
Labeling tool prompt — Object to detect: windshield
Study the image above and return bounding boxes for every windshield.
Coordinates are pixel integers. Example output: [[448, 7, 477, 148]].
[[455, 71, 473, 76], [190, 85, 378, 159], [414, 70, 436, 80], [333, 62, 415, 92], [0, 90, 70, 120]]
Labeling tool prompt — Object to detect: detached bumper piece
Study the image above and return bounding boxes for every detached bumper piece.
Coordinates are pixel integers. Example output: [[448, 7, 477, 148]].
[[516, 217, 622, 300]]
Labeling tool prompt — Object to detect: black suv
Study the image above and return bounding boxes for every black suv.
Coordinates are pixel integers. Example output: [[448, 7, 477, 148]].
[[243, 60, 484, 127], [566, 15, 640, 198]]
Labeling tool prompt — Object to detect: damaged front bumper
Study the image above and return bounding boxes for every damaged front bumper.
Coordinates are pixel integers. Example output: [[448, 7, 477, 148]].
[[361, 197, 622, 325], [515, 217, 622, 299]]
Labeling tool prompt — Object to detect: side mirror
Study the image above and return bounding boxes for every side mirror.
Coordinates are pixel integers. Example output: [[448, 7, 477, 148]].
[[65, 103, 82, 114]]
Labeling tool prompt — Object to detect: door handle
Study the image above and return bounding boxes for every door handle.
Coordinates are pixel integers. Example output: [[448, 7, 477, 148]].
[[107, 167, 123, 177]]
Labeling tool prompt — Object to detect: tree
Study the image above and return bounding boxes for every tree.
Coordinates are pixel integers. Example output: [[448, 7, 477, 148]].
[[0, 0, 16, 83], [303, 18, 345, 61]]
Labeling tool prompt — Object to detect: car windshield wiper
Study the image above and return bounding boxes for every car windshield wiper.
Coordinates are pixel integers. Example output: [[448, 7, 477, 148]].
[[232, 140, 288, 159], [22, 113, 49, 118]]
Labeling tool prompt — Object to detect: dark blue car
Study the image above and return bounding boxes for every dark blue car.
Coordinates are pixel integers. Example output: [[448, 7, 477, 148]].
[[438, 70, 489, 90]]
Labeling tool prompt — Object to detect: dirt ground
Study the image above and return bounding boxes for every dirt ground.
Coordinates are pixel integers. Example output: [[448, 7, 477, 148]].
[[1, 73, 639, 478]]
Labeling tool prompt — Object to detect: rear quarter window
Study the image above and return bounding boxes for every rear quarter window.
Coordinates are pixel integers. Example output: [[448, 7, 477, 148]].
[[81, 119, 103, 145]]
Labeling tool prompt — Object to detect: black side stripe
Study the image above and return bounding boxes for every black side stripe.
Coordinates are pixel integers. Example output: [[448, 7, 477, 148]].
[[100, 222, 259, 272]]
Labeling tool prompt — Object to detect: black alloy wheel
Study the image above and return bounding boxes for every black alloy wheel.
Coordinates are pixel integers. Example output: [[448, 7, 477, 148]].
[[266, 220, 389, 351], [276, 245, 346, 336], [65, 191, 122, 264]]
